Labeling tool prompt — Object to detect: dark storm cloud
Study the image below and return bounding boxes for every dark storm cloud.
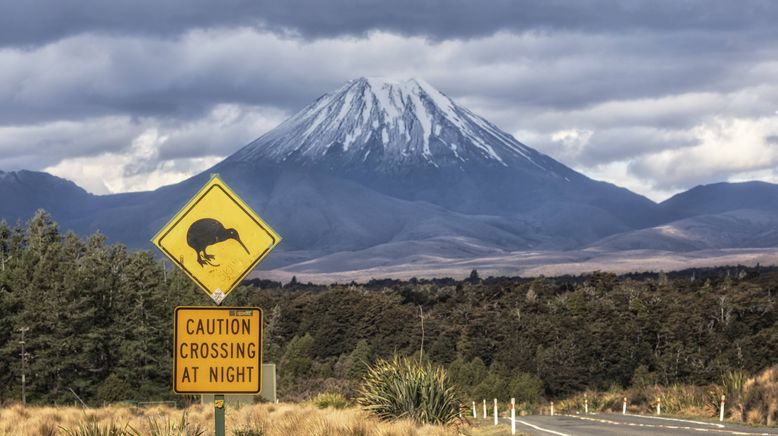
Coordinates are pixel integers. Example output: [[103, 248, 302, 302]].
[[0, 32, 331, 125], [1, 0, 775, 130], [2, 0, 777, 47], [1, 26, 775, 128]]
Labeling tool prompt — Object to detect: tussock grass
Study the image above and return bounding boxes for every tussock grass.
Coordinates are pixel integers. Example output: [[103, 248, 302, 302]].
[[463, 422, 530, 436], [555, 366, 778, 427], [310, 392, 350, 409], [739, 365, 778, 425], [0, 402, 460, 436], [556, 385, 716, 417]]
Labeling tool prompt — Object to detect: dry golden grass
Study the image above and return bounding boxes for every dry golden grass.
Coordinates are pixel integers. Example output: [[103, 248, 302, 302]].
[[0, 402, 468, 436], [739, 365, 778, 425], [552, 366, 778, 427], [461, 421, 529, 436]]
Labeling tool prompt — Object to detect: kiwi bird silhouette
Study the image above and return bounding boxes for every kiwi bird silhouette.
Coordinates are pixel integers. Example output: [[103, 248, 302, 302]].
[[186, 218, 249, 267]]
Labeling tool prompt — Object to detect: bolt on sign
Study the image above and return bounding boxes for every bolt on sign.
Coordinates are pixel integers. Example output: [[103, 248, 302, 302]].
[[152, 175, 281, 304], [174, 307, 263, 393]]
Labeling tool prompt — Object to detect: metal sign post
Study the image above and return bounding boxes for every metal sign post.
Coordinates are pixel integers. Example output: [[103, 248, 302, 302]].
[[215, 395, 225, 436]]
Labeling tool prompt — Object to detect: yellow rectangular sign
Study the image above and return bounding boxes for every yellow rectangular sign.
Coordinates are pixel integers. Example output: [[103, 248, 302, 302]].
[[152, 175, 281, 303], [173, 306, 263, 394]]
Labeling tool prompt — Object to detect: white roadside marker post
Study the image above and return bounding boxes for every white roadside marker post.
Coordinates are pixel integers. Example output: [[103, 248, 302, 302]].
[[623, 397, 627, 415], [494, 398, 498, 426], [511, 398, 516, 435], [483, 399, 487, 419], [720, 394, 726, 422], [550, 401, 555, 416], [472, 401, 477, 418], [656, 397, 661, 415], [584, 392, 589, 414]]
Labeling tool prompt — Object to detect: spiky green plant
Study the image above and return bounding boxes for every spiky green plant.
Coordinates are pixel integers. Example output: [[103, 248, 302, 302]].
[[357, 355, 463, 426], [60, 419, 139, 436], [146, 412, 205, 436]]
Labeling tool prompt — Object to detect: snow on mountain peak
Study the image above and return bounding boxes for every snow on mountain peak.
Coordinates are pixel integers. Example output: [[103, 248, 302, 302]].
[[231, 77, 552, 173]]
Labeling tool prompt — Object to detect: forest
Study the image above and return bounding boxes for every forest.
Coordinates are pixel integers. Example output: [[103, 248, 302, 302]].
[[1, 210, 778, 406]]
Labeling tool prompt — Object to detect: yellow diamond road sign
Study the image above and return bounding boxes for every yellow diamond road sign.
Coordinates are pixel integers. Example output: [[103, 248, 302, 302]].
[[152, 175, 281, 303]]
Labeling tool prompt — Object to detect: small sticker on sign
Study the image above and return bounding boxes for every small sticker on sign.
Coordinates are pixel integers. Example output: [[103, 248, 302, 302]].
[[230, 309, 253, 316], [211, 289, 225, 304]]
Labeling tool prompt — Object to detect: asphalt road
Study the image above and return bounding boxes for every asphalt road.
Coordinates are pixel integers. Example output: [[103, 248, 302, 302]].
[[485, 413, 778, 435]]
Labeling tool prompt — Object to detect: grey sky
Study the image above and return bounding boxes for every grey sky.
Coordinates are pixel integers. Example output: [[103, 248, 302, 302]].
[[0, 0, 776, 199]]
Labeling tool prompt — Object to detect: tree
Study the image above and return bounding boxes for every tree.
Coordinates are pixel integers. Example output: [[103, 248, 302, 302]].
[[0, 273, 13, 403], [16, 210, 70, 403], [113, 251, 171, 398], [281, 334, 315, 383], [346, 339, 373, 381]]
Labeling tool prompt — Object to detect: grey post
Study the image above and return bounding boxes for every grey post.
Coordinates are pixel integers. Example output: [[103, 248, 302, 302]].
[[19, 326, 29, 406]]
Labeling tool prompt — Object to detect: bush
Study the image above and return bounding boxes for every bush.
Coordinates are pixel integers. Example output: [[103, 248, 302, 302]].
[[311, 392, 349, 409], [721, 370, 748, 420], [357, 355, 463, 426], [650, 384, 708, 416], [509, 372, 544, 405], [95, 374, 135, 403]]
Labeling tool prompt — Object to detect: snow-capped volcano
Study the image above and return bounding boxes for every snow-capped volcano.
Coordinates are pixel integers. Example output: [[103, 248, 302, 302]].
[[225, 77, 653, 222], [230, 77, 566, 175]]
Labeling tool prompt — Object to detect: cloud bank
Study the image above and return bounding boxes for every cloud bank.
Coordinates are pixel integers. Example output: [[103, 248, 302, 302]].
[[0, 1, 776, 199]]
